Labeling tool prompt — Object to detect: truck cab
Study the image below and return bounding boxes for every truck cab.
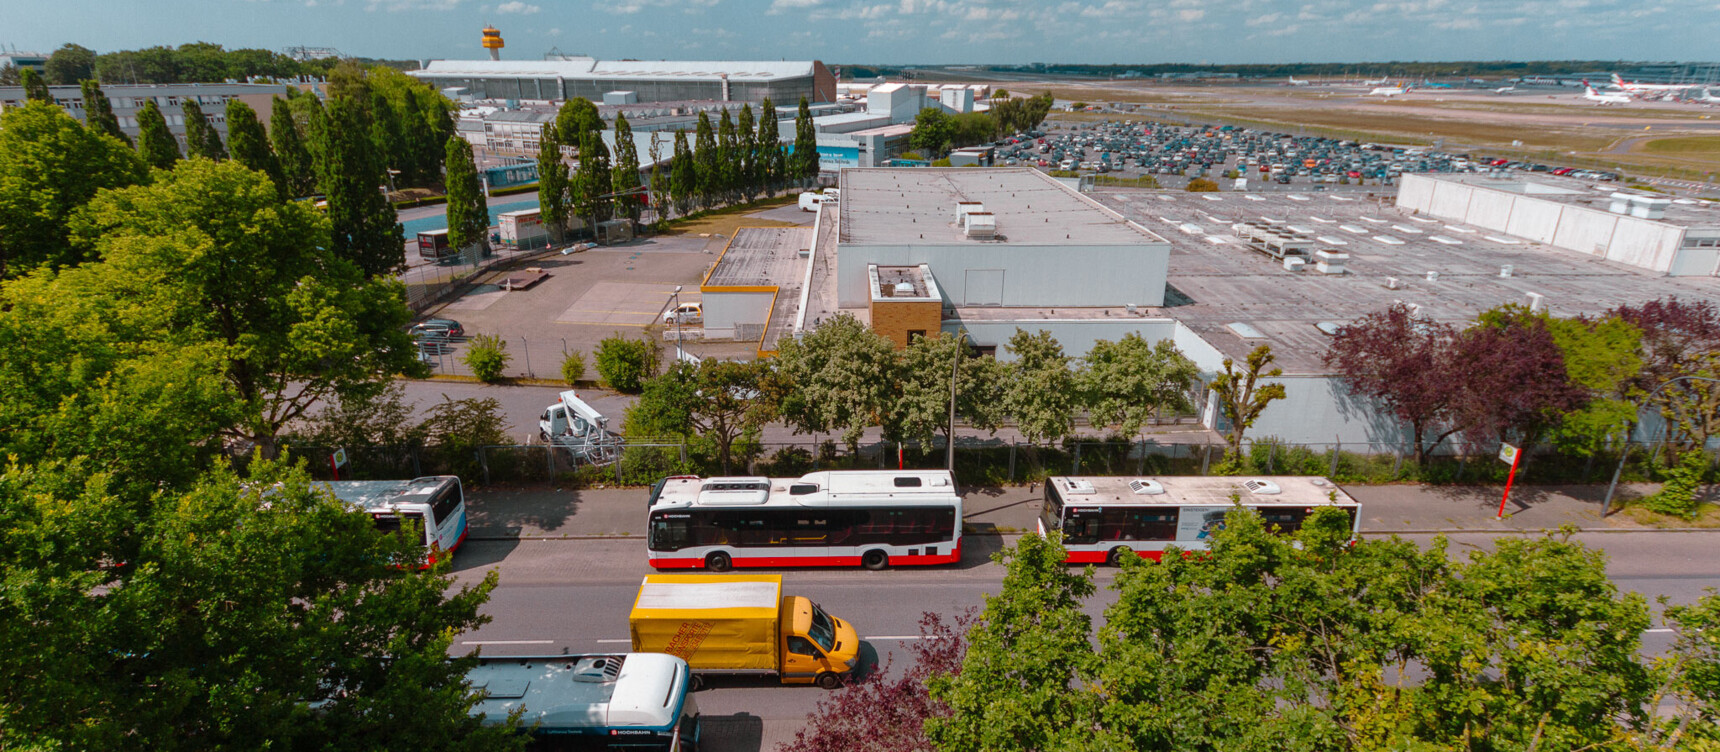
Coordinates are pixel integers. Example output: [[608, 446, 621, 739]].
[[781, 596, 860, 688]]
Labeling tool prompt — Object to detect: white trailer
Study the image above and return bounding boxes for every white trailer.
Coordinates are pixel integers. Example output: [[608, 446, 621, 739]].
[[499, 208, 549, 247]]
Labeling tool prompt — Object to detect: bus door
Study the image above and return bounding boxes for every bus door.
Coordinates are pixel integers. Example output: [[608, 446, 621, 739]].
[[1060, 507, 1104, 546]]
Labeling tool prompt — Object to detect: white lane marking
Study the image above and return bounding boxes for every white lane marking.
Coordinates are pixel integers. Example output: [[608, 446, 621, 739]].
[[463, 639, 555, 645], [865, 635, 925, 641], [595, 639, 633, 643], [1645, 628, 1674, 634]]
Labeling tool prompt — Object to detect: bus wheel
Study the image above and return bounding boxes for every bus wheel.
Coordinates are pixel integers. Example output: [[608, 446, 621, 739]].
[[705, 552, 732, 572], [1106, 547, 1131, 566], [816, 672, 843, 690], [861, 550, 889, 571]]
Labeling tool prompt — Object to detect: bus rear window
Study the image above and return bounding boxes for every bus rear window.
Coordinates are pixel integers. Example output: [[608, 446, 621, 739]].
[[372, 512, 425, 536]]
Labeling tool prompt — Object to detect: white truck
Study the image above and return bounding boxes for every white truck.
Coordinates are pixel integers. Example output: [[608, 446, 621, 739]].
[[538, 390, 624, 464]]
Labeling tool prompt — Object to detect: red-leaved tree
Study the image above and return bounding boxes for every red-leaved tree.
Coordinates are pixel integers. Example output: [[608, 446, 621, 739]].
[[780, 610, 973, 752], [1447, 316, 1589, 446], [1323, 303, 1461, 464], [1610, 297, 1720, 456]]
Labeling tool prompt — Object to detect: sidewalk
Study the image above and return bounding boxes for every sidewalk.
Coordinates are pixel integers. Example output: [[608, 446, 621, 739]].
[[464, 481, 1705, 541]]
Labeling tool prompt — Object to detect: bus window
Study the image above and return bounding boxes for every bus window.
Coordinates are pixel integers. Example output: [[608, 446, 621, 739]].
[[372, 512, 426, 541], [650, 515, 691, 551], [429, 482, 462, 524], [1259, 508, 1309, 534], [1061, 510, 1101, 545], [1101, 507, 1178, 541], [1041, 484, 1064, 535]]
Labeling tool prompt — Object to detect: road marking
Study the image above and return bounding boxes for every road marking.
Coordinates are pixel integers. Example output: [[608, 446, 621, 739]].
[[463, 639, 555, 645], [595, 639, 632, 644], [865, 635, 925, 641], [1645, 628, 1675, 634]]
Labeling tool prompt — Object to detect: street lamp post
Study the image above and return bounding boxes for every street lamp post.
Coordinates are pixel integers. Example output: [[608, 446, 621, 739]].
[[1602, 375, 1720, 514], [670, 285, 684, 362]]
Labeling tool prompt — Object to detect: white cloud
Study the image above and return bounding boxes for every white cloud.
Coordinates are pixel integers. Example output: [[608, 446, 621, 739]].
[[496, 0, 540, 12], [366, 0, 459, 10], [770, 0, 825, 12], [600, 0, 716, 13]]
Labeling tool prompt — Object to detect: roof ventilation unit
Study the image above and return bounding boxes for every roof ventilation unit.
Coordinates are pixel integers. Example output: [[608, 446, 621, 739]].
[[1283, 256, 1305, 272], [1242, 479, 1283, 495], [964, 212, 997, 239], [1527, 291, 1545, 312], [1128, 479, 1166, 495], [1066, 479, 1097, 495], [568, 656, 623, 683], [1314, 249, 1348, 274], [955, 201, 985, 223], [1499, 264, 1513, 278], [698, 478, 771, 505]]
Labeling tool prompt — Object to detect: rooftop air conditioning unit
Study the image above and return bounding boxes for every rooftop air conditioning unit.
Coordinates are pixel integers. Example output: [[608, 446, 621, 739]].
[[1066, 479, 1096, 495], [1242, 479, 1282, 495], [964, 212, 997, 239], [1314, 249, 1348, 275], [1128, 479, 1166, 495], [568, 656, 623, 683], [892, 282, 916, 296], [1284, 257, 1306, 272]]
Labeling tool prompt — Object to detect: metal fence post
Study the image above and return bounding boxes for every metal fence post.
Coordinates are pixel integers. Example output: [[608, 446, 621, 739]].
[[412, 447, 421, 477], [480, 446, 491, 485], [1392, 447, 1404, 477], [1008, 440, 1017, 483], [1072, 443, 1082, 475], [679, 442, 687, 467], [1267, 443, 1276, 473], [1201, 444, 1212, 475], [545, 444, 554, 481], [521, 338, 534, 378], [1329, 441, 1340, 477]]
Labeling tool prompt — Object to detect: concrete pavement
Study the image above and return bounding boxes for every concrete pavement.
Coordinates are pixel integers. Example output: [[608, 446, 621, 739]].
[[464, 480, 1703, 541]]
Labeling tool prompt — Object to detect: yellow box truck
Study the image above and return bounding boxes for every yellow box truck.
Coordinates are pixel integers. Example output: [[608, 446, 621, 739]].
[[629, 574, 860, 689]]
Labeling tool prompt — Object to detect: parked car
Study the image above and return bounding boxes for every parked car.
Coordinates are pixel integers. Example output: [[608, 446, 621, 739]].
[[410, 318, 465, 340], [663, 303, 703, 326]]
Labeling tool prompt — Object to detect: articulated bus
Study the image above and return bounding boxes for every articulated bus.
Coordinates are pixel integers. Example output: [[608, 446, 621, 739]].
[[467, 653, 698, 751], [1038, 475, 1360, 565], [320, 475, 468, 566], [646, 470, 962, 571]]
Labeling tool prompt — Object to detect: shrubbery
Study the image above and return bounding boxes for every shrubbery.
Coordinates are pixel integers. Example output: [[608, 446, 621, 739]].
[[462, 334, 511, 382]]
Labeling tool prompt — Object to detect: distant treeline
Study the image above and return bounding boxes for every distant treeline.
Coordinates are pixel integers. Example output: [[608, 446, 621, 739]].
[[20, 42, 420, 86], [840, 61, 1640, 81]]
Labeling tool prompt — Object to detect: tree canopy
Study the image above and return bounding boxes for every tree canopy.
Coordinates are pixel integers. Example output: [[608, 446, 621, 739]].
[[0, 101, 147, 277]]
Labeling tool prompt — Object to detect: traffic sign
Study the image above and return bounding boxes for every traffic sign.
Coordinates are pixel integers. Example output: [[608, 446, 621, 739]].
[[333, 448, 348, 469], [1498, 443, 1518, 465]]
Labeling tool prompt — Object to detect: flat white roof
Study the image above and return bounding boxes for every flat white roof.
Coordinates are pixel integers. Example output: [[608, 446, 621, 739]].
[[839, 168, 1166, 247], [1048, 475, 1357, 507], [651, 470, 958, 510]]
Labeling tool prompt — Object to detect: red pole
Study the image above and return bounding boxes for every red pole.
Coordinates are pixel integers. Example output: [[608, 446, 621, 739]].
[[330, 454, 340, 481], [1496, 450, 1522, 519], [897, 444, 904, 469]]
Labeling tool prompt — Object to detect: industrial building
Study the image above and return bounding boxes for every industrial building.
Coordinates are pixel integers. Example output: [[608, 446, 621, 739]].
[[716, 167, 1719, 445], [409, 57, 836, 107], [0, 82, 305, 150]]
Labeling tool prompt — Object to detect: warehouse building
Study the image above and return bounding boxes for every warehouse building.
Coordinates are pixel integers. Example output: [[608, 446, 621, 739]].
[[409, 58, 836, 106]]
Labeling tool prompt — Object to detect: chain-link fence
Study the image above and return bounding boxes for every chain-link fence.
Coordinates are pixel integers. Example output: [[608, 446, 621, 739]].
[[288, 437, 1718, 490], [415, 336, 600, 381], [401, 239, 577, 313]]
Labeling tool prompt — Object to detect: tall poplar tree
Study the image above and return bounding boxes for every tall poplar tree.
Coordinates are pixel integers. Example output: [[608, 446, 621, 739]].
[[793, 97, 818, 183], [181, 100, 226, 161], [610, 113, 644, 230], [269, 96, 315, 198], [759, 98, 784, 195], [319, 96, 404, 277], [225, 99, 287, 201], [135, 99, 181, 169], [443, 137, 489, 256], [716, 110, 739, 204], [575, 130, 613, 225], [693, 112, 718, 209], [80, 80, 131, 146], [536, 125, 571, 242], [20, 68, 52, 102], [669, 129, 695, 218], [737, 104, 759, 202], [554, 97, 605, 145], [368, 91, 404, 193]]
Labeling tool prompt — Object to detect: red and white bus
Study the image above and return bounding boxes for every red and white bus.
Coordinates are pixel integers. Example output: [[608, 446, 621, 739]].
[[647, 470, 962, 571], [321, 475, 468, 567], [1037, 475, 1361, 565]]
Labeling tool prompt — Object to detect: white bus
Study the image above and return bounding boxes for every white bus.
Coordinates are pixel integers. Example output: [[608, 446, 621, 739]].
[[320, 475, 468, 567], [1037, 476, 1361, 565], [646, 470, 962, 571], [467, 653, 698, 751]]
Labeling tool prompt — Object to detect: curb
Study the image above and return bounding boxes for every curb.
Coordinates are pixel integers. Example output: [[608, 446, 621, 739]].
[[468, 527, 1720, 543]]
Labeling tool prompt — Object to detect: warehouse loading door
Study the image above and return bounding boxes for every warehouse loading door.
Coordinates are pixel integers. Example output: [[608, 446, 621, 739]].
[[964, 269, 1004, 306]]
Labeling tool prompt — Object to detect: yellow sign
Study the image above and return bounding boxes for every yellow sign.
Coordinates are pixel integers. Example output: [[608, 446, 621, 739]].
[[1498, 443, 1519, 465]]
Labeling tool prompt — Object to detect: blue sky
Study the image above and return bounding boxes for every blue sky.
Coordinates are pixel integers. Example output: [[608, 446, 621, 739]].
[[9, 0, 1719, 65]]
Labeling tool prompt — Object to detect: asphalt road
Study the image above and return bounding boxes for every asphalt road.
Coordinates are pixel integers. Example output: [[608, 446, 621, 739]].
[[449, 532, 1716, 752]]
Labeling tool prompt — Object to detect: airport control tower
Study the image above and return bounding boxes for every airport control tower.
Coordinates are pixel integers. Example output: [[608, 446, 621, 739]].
[[481, 25, 504, 61]]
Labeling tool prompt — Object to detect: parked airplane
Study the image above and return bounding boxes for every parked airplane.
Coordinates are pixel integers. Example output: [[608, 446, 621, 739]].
[[1584, 82, 1632, 105], [1286, 76, 1310, 86], [1611, 73, 1704, 96], [1493, 86, 1517, 94], [1692, 88, 1720, 105], [1363, 77, 1390, 86], [1367, 84, 1411, 97]]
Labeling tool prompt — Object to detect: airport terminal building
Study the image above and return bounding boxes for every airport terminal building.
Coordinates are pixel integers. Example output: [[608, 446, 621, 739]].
[[409, 58, 836, 105]]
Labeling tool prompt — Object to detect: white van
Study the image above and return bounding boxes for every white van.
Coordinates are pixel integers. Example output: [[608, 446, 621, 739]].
[[798, 190, 839, 212]]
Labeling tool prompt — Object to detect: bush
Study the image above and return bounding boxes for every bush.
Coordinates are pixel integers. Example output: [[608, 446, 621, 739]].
[[595, 334, 659, 393], [560, 350, 587, 386], [1186, 178, 1219, 192], [462, 334, 511, 382], [1641, 450, 1710, 519]]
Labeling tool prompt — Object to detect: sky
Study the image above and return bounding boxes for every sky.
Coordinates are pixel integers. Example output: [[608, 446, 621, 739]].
[[9, 0, 1720, 66]]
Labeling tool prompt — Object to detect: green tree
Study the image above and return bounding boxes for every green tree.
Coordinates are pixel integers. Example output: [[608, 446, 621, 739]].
[[594, 334, 660, 394], [181, 99, 225, 161], [560, 350, 587, 386], [78, 80, 131, 146], [736, 104, 759, 202], [67, 159, 424, 456], [1079, 333, 1200, 442], [793, 96, 818, 182], [611, 113, 644, 229], [0, 101, 148, 277], [536, 125, 571, 242], [319, 95, 405, 277], [775, 312, 898, 455], [1002, 329, 1078, 446], [0, 457, 520, 752], [44, 43, 96, 85], [443, 136, 490, 256], [135, 98, 181, 169], [927, 532, 1096, 752], [574, 130, 613, 226], [554, 97, 605, 144], [270, 95, 316, 198], [910, 107, 955, 156], [1212, 343, 1287, 461], [420, 396, 515, 481], [368, 90, 405, 191], [669, 129, 695, 217], [461, 334, 511, 382], [668, 358, 783, 473], [892, 333, 1006, 448], [19, 67, 52, 102], [1478, 304, 1643, 453], [225, 99, 287, 201], [759, 98, 785, 194], [717, 110, 740, 203], [693, 112, 719, 209]]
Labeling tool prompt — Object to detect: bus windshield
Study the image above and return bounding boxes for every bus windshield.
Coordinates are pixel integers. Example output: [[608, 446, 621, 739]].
[[808, 603, 838, 652]]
